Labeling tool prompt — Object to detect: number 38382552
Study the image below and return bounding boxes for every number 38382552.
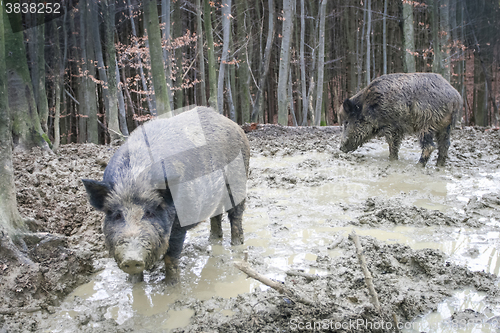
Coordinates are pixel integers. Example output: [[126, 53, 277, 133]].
[[5, 2, 61, 14]]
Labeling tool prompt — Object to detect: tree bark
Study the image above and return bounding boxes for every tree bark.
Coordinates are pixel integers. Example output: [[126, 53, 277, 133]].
[[0, 6, 24, 231], [173, 0, 184, 110], [144, 0, 172, 117], [251, 0, 274, 123], [402, 0, 416, 73], [366, 0, 371, 84], [236, 0, 250, 123], [218, 0, 232, 115], [4, 10, 50, 150], [85, 0, 98, 144], [314, 0, 327, 126], [161, 0, 174, 111], [383, 0, 388, 75], [195, 0, 207, 106], [277, 0, 294, 125], [204, 0, 218, 110], [103, 0, 122, 140]]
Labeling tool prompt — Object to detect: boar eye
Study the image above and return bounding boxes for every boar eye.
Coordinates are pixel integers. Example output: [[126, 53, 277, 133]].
[[144, 210, 155, 218], [108, 211, 122, 221]]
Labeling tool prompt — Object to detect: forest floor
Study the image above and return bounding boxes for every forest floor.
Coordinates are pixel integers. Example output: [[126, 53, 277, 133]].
[[2, 125, 500, 332]]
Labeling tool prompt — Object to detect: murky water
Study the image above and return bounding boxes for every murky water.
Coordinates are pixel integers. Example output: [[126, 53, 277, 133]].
[[45, 145, 500, 332]]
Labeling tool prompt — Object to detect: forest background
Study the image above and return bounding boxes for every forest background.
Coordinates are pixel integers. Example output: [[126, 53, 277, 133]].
[[1, 0, 500, 150]]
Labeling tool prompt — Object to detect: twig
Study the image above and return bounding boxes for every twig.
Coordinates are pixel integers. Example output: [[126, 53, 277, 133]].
[[348, 231, 381, 312], [0, 307, 41, 315], [234, 260, 314, 306], [285, 270, 319, 281]]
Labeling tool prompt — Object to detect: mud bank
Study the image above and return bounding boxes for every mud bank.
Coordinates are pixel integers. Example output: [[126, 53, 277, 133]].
[[2, 125, 500, 332]]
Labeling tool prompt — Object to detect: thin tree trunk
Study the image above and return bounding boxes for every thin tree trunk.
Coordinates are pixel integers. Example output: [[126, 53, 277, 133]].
[[366, 0, 371, 85], [402, 0, 416, 73], [35, 18, 49, 133], [196, 0, 207, 106], [127, 0, 154, 114], [85, 0, 98, 144], [144, 0, 172, 117], [440, 0, 451, 81], [204, 0, 218, 110], [300, 0, 307, 125], [115, 58, 129, 136], [278, 0, 294, 125], [52, 19, 62, 151], [383, 0, 388, 75], [251, 0, 274, 122], [161, 0, 174, 111], [173, 0, 183, 110], [236, 0, 250, 123], [314, 0, 327, 126], [218, 0, 232, 115], [430, 0, 441, 74], [104, 0, 121, 140]]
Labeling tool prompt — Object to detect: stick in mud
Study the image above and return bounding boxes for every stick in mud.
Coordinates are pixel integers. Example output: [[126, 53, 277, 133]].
[[348, 231, 381, 312], [233, 260, 314, 306]]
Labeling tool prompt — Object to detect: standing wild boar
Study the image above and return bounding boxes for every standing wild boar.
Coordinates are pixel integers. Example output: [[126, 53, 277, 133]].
[[339, 73, 462, 166], [82, 106, 250, 281]]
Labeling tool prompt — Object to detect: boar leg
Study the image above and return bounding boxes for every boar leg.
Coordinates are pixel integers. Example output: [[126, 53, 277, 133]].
[[385, 131, 403, 160], [164, 223, 187, 283], [418, 132, 436, 166], [435, 125, 451, 166], [228, 199, 245, 246], [210, 214, 223, 240]]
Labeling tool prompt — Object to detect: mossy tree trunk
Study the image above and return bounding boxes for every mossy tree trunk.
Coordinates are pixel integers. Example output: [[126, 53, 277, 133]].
[[0, 6, 24, 232], [4, 10, 50, 151]]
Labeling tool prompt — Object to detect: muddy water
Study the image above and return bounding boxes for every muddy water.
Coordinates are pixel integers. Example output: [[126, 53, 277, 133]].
[[43, 137, 500, 332]]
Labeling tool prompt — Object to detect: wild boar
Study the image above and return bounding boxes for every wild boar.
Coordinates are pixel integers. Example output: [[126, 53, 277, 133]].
[[339, 73, 462, 166], [82, 106, 250, 281]]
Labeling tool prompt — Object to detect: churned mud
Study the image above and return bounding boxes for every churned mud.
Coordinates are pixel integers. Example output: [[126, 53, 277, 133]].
[[2, 126, 500, 332]]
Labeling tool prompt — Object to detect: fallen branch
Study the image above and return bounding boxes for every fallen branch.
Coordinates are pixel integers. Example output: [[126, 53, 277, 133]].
[[234, 260, 314, 306], [0, 307, 41, 315], [285, 269, 319, 281], [348, 231, 381, 312]]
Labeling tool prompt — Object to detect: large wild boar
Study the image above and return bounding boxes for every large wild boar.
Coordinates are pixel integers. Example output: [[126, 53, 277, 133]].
[[339, 73, 462, 166], [82, 106, 250, 281]]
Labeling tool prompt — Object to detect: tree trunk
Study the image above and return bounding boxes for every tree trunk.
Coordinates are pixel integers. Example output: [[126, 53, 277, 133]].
[[218, 0, 232, 115], [366, 0, 371, 85], [277, 0, 293, 125], [299, 0, 307, 125], [115, 58, 129, 136], [195, 0, 207, 106], [236, 0, 250, 123], [402, 0, 416, 73], [430, 0, 441, 74], [204, 0, 218, 110], [173, 0, 184, 110], [383, 0, 388, 75], [103, 0, 122, 140], [439, 0, 451, 81], [251, 0, 274, 123], [144, 0, 172, 117], [34, 18, 49, 134], [314, 0, 327, 126], [4, 11, 50, 150], [0, 6, 24, 231], [127, 0, 154, 114], [85, 0, 98, 144], [52, 19, 62, 151], [161, 0, 174, 111]]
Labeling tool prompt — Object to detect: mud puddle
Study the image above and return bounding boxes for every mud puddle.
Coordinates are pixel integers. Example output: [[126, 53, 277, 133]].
[[41, 131, 500, 332], [5, 126, 500, 332]]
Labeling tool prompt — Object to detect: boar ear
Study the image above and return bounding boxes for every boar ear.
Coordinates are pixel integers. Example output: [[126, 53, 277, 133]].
[[157, 187, 174, 206], [81, 179, 111, 211], [343, 99, 356, 115]]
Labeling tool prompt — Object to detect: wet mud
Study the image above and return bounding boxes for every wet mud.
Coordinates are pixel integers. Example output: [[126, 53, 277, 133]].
[[2, 126, 500, 332]]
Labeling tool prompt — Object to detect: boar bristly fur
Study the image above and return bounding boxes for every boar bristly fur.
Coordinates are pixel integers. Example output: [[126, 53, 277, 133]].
[[339, 73, 462, 166]]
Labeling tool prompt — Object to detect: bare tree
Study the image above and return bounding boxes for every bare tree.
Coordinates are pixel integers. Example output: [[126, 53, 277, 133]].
[[314, 0, 327, 126], [278, 0, 294, 125]]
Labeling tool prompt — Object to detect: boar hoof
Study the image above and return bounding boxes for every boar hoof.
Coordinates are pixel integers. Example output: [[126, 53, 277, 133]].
[[164, 256, 180, 284]]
